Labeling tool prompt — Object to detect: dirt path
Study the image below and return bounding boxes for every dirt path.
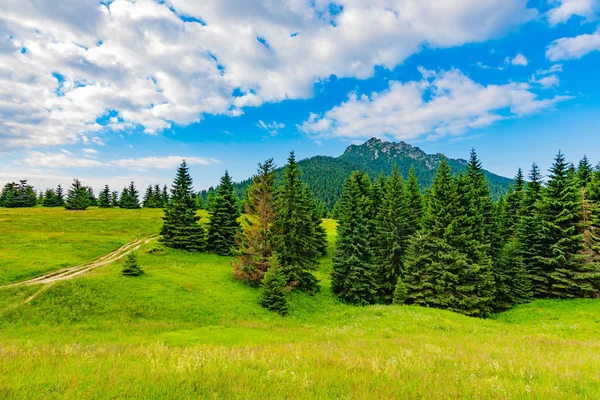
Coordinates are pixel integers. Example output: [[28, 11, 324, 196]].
[[1, 237, 157, 288]]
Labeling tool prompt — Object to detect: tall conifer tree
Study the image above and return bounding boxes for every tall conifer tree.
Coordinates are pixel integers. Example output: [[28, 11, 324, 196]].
[[207, 171, 241, 256], [374, 165, 408, 304], [160, 161, 206, 251], [272, 152, 319, 293], [234, 159, 277, 283], [98, 185, 111, 208], [65, 179, 90, 210], [332, 172, 377, 305]]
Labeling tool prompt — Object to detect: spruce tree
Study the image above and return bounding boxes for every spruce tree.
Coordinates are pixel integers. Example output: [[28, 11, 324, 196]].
[[65, 179, 90, 210], [160, 161, 206, 251], [272, 152, 319, 293], [122, 253, 144, 276], [42, 189, 57, 207], [374, 165, 408, 304], [120, 182, 141, 209], [207, 171, 241, 256], [540, 152, 597, 298], [162, 185, 169, 206], [405, 166, 423, 236], [392, 277, 408, 305], [259, 260, 289, 316], [331, 172, 376, 305], [404, 159, 468, 313], [451, 170, 495, 317], [578, 155, 593, 188], [143, 185, 156, 208], [517, 163, 547, 297], [111, 191, 119, 207], [55, 184, 65, 206], [234, 159, 277, 283], [154, 184, 163, 207], [37, 190, 43, 205], [87, 187, 98, 206], [98, 185, 111, 208]]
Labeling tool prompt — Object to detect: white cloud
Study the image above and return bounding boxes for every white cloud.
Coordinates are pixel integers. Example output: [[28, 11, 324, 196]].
[[546, 28, 600, 60], [23, 152, 219, 172], [24, 151, 106, 168], [0, 0, 537, 149], [531, 74, 561, 88], [82, 148, 98, 154], [546, 0, 598, 26], [257, 120, 285, 136], [508, 53, 529, 66], [299, 68, 570, 141]]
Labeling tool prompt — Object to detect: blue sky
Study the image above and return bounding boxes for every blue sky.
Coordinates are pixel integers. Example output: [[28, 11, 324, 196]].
[[1, 0, 600, 192]]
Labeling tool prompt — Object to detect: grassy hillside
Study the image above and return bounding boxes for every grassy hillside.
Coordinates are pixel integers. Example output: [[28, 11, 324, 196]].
[[0, 208, 599, 398]]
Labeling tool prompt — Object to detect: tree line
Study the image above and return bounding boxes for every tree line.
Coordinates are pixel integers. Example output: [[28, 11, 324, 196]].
[[332, 151, 600, 317], [0, 179, 170, 210]]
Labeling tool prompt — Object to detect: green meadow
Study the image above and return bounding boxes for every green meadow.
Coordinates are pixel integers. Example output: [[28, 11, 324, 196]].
[[0, 208, 599, 399]]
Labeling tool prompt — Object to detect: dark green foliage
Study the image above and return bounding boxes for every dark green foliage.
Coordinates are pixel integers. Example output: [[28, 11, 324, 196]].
[[143, 184, 163, 208], [374, 165, 408, 304], [37, 191, 43, 205], [272, 152, 320, 293], [332, 172, 376, 305], [162, 185, 169, 206], [0, 180, 37, 208], [517, 163, 547, 297], [110, 191, 119, 207], [160, 161, 206, 252], [98, 185, 112, 208], [259, 260, 289, 316], [578, 155, 593, 188], [404, 158, 494, 317], [87, 187, 98, 206], [207, 171, 241, 256], [119, 182, 141, 209], [307, 186, 328, 257], [65, 179, 90, 210], [405, 166, 423, 235], [392, 277, 407, 305], [42, 185, 65, 207], [495, 240, 532, 308], [201, 137, 512, 213], [122, 253, 144, 277], [538, 152, 598, 298]]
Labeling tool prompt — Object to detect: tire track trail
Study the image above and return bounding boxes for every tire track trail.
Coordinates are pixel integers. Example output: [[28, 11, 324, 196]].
[[1, 237, 157, 288]]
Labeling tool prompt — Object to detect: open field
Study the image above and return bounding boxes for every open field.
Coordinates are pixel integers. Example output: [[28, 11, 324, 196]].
[[0, 208, 599, 398]]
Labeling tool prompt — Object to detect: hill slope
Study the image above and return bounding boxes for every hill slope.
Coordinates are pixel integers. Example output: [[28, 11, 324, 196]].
[[207, 138, 513, 211], [0, 208, 599, 398]]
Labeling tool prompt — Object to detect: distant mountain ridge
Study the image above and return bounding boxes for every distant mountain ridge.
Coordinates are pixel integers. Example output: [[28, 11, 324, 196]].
[[203, 138, 513, 212]]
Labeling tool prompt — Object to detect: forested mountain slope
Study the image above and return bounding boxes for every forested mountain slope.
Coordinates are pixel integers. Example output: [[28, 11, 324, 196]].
[[202, 137, 513, 211]]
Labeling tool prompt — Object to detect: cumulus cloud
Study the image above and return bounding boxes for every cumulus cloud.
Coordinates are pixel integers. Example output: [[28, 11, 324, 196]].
[[507, 53, 529, 66], [23, 152, 219, 171], [546, 0, 598, 25], [299, 68, 570, 141], [0, 0, 537, 149], [531, 74, 561, 88], [546, 28, 600, 60]]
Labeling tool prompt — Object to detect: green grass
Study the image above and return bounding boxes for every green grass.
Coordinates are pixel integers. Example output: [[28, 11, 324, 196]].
[[0, 207, 599, 398]]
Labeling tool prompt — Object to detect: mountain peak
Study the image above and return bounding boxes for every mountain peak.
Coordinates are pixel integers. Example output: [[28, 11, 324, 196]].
[[343, 137, 428, 162]]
